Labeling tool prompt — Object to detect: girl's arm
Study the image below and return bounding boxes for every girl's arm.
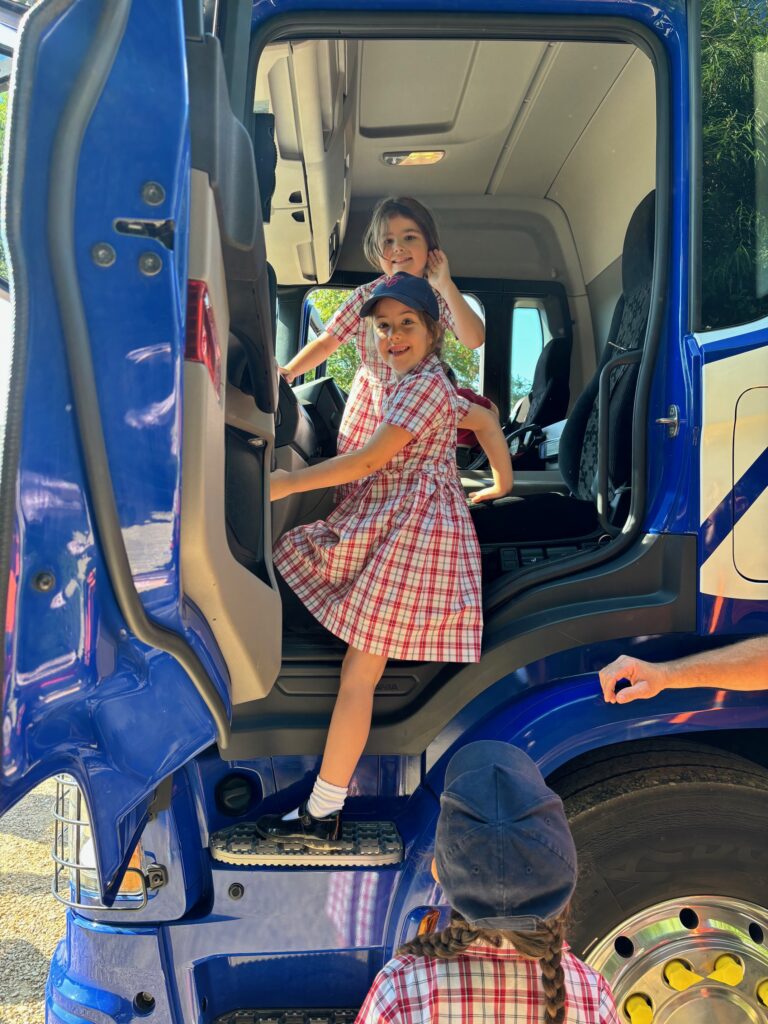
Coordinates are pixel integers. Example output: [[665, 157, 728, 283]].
[[427, 250, 485, 350], [460, 405, 513, 503], [271, 424, 412, 500], [279, 330, 342, 383]]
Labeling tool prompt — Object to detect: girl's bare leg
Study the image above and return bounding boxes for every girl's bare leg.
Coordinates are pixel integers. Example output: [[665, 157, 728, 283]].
[[319, 645, 388, 788]]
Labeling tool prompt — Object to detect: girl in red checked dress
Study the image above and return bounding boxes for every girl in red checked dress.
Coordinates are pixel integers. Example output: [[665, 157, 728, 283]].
[[278, 196, 484, 499], [256, 274, 511, 847], [356, 741, 620, 1024]]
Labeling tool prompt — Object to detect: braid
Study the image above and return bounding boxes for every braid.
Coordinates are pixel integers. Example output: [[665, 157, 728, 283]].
[[399, 911, 568, 1024], [536, 915, 567, 1023], [398, 915, 486, 959]]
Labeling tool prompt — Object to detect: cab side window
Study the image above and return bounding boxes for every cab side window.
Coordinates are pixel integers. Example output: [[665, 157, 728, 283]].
[[509, 300, 547, 416], [302, 288, 358, 389], [444, 293, 484, 391]]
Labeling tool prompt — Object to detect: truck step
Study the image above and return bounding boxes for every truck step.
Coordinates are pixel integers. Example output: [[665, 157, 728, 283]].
[[214, 1012, 357, 1024], [209, 819, 403, 867]]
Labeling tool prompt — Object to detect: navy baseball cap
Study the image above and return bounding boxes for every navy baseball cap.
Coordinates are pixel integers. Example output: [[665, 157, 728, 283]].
[[434, 741, 577, 932], [359, 272, 439, 321]]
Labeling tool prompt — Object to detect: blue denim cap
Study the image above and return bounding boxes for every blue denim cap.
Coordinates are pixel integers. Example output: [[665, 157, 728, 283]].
[[435, 741, 577, 932], [359, 272, 439, 321]]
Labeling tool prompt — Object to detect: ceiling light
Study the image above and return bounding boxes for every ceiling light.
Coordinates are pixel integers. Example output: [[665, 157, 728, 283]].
[[382, 151, 445, 167]]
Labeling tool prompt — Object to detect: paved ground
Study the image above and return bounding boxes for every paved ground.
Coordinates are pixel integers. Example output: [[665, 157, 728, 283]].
[[0, 780, 65, 1024]]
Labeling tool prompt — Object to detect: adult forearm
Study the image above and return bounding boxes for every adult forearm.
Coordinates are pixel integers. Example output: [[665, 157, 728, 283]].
[[663, 638, 768, 691]]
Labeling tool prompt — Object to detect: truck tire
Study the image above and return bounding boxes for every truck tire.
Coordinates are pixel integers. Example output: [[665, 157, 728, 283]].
[[556, 742, 768, 1020]]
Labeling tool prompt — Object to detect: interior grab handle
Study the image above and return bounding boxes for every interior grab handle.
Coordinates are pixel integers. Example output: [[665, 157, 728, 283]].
[[597, 350, 642, 536]]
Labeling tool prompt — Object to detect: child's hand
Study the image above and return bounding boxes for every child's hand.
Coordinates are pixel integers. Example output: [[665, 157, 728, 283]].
[[426, 249, 452, 294], [270, 468, 295, 501], [278, 366, 296, 384], [468, 482, 512, 505]]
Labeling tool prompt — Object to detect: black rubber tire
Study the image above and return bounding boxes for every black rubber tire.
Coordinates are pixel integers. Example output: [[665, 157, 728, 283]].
[[558, 743, 768, 956]]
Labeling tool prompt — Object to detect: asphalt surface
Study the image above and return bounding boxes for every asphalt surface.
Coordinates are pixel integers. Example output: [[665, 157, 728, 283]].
[[0, 779, 65, 1024]]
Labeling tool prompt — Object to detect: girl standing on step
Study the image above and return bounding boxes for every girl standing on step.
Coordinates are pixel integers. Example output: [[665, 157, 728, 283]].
[[278, 196, 484, 499], [257, 274, 511, 845]]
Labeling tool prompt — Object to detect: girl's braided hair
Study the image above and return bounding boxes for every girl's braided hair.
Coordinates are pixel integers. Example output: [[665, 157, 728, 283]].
[[398, 909, 569, 1023]]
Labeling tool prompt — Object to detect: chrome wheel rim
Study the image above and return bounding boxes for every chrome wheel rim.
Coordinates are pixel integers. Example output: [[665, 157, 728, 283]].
[[585, 896, 768, 1023]]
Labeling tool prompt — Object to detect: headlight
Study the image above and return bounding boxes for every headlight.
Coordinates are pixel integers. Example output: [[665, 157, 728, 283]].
[[51, 775, 165, 910]]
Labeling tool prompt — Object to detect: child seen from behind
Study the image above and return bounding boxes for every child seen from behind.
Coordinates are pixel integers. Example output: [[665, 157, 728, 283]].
[[356, 740, 620, 1024]]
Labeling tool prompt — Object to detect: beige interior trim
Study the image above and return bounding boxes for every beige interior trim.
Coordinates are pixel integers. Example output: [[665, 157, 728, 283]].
[[181, 170, 282, 705], [256, 40, 354, 284], [548, 48, 656, 284]]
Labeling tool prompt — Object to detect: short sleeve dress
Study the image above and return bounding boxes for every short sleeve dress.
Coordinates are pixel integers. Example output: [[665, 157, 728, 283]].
[[328, 277, 457, 500], [273, 355, 482, 663]]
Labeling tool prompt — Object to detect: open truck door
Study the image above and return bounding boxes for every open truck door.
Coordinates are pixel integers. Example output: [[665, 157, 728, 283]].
[[1, 0, 281, 901]]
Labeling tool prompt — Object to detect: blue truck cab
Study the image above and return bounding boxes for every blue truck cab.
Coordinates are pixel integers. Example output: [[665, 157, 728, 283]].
[[1, 0, 768, 1021]]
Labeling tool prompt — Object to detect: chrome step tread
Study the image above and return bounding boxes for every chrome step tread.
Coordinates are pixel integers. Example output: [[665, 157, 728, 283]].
[[209, 819, 403, 867], [214, 1012, 357, 1024]]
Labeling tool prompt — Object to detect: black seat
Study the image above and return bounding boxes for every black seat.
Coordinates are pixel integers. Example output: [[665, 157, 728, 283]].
[[460, 334, 571, 471], [472, 190, 655, 557]]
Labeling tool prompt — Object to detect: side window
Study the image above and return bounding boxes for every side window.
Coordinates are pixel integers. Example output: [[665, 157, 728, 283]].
[[301, 288, 485, 392], [444, 293, 484, 391], [509, 301, 547, 414], [700, 0, 768, 329], [302, 287, 358, 389]]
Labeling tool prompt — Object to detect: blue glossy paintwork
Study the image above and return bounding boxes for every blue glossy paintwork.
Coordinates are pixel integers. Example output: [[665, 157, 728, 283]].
[[0, 0, 757, 1018], [46, 655, 768, 1018], [2, 0, 229, 895]]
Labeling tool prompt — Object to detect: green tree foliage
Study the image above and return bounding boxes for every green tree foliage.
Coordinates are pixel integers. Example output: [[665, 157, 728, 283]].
[[305, 286, 483, 393], [701, 0, 768, 327]]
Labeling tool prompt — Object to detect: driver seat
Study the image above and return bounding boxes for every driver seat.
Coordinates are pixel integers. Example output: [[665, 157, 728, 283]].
[[471, 191, 655, 568]]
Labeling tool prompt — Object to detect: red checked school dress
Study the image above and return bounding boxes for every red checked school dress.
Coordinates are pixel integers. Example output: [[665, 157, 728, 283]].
[[273, 355, 482, 662], [328, 277, 457, 500], [355, 940, 620, 1024]]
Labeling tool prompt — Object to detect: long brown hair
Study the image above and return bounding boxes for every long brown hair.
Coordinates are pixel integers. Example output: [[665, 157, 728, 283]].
[[398, 910, 568, 1023], [363, 196, 441, 271]]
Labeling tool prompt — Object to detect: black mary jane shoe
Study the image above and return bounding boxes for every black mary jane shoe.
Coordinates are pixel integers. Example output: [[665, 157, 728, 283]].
[[255, 801, 342, 846]]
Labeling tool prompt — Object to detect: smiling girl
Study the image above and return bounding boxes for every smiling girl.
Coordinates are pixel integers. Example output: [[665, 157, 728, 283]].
[[278, 197, 484, 497], [258, 275, 511, 847]]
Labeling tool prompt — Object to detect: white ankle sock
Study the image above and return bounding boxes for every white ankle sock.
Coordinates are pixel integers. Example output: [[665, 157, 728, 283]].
[[307, 776, 348, 819]]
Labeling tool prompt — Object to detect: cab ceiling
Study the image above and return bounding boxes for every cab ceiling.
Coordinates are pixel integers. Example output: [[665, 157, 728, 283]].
[[257, 36, 655, 287], [354, 38, 638, 198]]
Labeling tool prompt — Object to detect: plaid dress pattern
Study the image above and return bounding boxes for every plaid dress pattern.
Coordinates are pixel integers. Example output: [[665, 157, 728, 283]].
[[329, 277, 456, 501], [355, 941, 620, 1024], [274, 356, 482, 662]]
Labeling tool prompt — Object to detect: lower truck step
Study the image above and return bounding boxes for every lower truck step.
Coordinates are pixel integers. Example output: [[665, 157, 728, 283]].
[[209, 819, 403, 866], [214, 1012, 357, 1024]]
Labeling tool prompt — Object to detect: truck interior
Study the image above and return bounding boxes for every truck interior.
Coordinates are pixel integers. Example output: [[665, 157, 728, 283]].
[[179, 14, 681, 760]]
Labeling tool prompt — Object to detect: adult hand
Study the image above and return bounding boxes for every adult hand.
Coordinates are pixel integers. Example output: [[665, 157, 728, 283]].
[[278, 366, 296, 384], [426, 249, 452, 294], [270, 468, 295, 502], [599, 655, 669, 704]]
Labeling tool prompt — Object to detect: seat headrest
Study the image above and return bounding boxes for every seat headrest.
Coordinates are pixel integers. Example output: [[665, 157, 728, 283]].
[[622, 191, 655, 294]]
